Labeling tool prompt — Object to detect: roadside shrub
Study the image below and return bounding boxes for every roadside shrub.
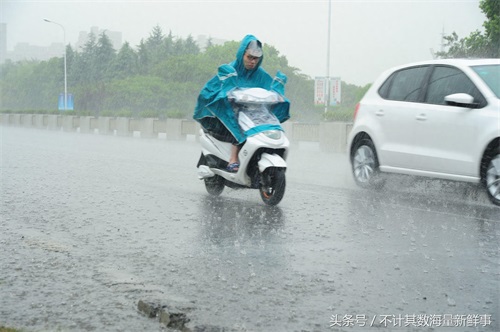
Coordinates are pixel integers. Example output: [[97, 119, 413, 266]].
[[323, 107, 355, 122]]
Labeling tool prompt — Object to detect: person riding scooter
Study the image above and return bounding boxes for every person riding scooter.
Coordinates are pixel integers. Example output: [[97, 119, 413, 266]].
[[193, 35, 290, 173]]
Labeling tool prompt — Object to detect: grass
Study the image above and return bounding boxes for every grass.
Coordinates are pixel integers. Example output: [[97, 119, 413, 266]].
[[0, 327, 20, 332]]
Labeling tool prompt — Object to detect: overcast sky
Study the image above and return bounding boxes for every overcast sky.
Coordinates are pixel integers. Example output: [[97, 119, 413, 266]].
[[1, 0, 486, 86]]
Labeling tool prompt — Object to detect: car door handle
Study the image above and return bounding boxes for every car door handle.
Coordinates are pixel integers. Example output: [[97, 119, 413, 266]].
[[416, 114, 427, 121], [375, 110, 385, 116]]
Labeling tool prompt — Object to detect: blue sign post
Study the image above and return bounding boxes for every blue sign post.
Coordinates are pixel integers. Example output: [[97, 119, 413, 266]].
[[58, 93, 74, 111]]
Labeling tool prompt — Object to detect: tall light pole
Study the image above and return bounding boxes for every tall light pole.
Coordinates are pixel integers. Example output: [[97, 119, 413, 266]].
[[325, 0, 332, 114], [44, 18, 67, 111]]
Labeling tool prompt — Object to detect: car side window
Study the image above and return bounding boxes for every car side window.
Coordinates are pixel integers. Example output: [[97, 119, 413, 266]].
[[379, 66, 428, 102], [424, 66, 485, 106]]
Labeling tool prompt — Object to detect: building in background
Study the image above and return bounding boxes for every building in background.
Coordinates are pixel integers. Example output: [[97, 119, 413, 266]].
[[196, 35, 226, 51], [3, 24, 123, 63], [2, 22, 225, 63], [75, 26, 122, 51], [7, 42, 64, 62]]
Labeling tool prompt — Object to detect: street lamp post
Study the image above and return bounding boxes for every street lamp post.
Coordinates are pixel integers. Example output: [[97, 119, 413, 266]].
[[44, 18, 67, 111], [325, 0, 332, 114]]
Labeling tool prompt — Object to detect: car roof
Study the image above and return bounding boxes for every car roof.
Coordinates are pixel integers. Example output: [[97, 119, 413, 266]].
[[372, 58, 500, 86], [391, 58, 500, 70]]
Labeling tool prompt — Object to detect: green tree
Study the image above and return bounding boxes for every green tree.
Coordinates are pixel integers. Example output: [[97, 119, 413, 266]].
[[0, 59, 61, 111], [145, 25, 166, 70], [202, 41, 238, 69], [71, 32, 97, 84], [95, 32, 116, 81], [112, 42, 138, 79], [66, 44, 76, 74], [136, 39, 150, 75], [323, 82, 371, 122], [480, 0, 500, 56], [103, 76, 169, 116], [436, 0, 499, 58], [1, 30, 367, 120], [172, 34, 200, 56]]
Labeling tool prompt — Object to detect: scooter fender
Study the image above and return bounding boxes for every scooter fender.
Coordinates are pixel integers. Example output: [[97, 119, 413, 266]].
[[258, 153, 287, 173]]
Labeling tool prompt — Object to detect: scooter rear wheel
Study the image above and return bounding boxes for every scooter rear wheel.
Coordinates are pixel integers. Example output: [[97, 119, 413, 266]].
[[205, 174, 225, 196], [260, 168, 286, 206]]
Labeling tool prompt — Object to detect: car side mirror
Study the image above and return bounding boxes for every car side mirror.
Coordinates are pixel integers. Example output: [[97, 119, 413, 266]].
[[444, 93, 480, 109]]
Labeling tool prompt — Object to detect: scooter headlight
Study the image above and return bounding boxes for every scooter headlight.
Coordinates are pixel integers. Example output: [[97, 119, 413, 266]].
[[263, 130, 282, 140]]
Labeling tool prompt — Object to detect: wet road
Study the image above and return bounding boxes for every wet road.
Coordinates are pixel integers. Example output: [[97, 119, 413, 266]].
[[1, 126, 498, 332]]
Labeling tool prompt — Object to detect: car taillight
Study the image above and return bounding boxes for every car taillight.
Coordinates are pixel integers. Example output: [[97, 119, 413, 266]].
[[353, 103, 360, 122]]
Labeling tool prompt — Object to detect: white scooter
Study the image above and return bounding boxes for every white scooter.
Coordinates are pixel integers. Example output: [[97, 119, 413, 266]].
[[197, 88, 290, 206]]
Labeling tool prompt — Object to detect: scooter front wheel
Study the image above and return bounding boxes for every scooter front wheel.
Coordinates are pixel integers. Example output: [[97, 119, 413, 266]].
[[205, 174, 225, 196], [260, 168, 286, 206]]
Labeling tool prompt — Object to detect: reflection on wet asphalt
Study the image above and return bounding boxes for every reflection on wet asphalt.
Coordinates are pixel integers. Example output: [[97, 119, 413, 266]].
[[0, 127, 498, 331]]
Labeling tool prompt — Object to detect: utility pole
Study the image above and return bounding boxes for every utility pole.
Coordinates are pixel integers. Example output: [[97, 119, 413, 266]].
[[44, 18, 67, 111], [325, 0, 332, 114]]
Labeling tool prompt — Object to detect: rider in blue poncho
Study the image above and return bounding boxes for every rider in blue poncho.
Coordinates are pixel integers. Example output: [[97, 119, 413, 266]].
[[194, 35, 290, 172]]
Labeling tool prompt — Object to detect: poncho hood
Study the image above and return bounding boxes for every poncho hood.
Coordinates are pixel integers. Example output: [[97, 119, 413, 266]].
[[231, 35, 264, 80]]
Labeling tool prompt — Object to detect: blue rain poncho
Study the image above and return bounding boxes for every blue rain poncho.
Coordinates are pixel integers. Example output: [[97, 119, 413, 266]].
[[193, 35, 290, 144]]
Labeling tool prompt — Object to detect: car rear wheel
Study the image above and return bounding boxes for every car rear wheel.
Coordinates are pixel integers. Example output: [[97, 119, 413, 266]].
[[351, 138, 385, 189], [485, 153, 500, 206]]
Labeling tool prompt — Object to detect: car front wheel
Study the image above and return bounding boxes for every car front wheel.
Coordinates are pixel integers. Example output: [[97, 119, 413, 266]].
[[485, 153, 500, 206], [351, 138, 384, 189]]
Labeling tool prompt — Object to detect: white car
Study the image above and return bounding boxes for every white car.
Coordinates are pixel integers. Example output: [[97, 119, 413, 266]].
[[347, 59, 500, 205]]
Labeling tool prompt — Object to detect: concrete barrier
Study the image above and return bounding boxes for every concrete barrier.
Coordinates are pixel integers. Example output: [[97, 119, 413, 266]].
[[47, 115, 59, 130], [153, 119, 167, 134], [166, 118, 184, 140], [0, 113, 353, 152], [62, 116, 76, 132], [21, 114, 33, 127], [79, 116, 92, 134], [98, 117, 112, 135], [33, 115, 45, 129], [116, 117, 131, 136], [90, 117, 98, 132], [292, 123, 319, 142], [139, 118, 156, 138], [319, 122, 350, 153], [10, 114, 21, 126]]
